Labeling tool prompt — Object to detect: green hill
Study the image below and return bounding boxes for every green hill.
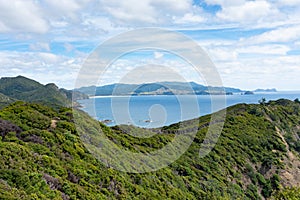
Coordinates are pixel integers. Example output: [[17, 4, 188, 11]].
[[0, 76, 42, 97], [75, 82, 242, 96], [0, 99, 300, 199], [0, 93, 16, 109], [0, 76, 88, 108]]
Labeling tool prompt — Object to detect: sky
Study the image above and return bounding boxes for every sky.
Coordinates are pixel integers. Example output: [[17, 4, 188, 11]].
[[0, 0, 300, 90]]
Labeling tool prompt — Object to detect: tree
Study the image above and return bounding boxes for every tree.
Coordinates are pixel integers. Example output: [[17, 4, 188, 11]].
[[259, 98, 267, 105]]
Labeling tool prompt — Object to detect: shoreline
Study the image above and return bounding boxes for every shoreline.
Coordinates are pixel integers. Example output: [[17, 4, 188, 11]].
[[84, 91, 300, 99]]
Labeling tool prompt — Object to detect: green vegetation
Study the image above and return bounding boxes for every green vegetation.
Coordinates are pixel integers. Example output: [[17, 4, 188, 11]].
[[274, 187, 300, 200], [75, 82, 243, 96], [0, 92, 16, 109], [0, 99, 300, 199], [0, 76, 88, 109]]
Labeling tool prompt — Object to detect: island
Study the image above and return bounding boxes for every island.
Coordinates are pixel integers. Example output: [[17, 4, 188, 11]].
[[75, 82, 243, 96], [243, 91, 254, 95], [254, 88, 277, 92]]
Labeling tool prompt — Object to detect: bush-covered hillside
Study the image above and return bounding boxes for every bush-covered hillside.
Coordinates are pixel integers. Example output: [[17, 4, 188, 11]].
[[0, 76, 88, 109], [0, 93, 16, 109], [0, 99, 300, 199]]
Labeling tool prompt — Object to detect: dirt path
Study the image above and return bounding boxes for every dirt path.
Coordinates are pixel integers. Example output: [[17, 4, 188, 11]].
[[50, 120, 57, 128], [275, 126, 300, 187]]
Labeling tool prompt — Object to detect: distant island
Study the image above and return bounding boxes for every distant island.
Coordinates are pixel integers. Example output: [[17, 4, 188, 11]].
[[243, 91, 254, 95], [254, 88, 277, 92], [75, 82, 277, 97]]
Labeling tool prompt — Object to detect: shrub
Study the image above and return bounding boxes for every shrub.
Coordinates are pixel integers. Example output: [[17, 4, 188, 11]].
[[0, 119, 22, 141]]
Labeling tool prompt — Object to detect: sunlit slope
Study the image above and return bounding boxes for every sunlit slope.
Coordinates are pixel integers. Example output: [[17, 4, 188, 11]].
[[0, 99, 299, 199]]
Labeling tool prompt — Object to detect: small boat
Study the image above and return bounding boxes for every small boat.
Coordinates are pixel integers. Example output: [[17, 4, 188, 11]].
[[101, 119, 113, 124]]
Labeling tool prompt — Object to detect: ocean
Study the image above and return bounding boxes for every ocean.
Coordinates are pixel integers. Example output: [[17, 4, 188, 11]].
[[78, 91, 300, 128]]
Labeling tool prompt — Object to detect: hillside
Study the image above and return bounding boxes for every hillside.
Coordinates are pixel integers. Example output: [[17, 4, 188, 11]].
[[0, 93, 16, 109], [0, 76, 88, 108], [0, 99, 300, 199], [75, 82, 243, 96]]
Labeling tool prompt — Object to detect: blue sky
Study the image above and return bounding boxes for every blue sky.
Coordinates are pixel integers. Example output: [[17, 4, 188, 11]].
[[0, 0, 300, 90]]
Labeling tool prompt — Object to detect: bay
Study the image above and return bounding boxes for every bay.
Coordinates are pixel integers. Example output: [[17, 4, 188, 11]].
[[78, 91, 300, 128]]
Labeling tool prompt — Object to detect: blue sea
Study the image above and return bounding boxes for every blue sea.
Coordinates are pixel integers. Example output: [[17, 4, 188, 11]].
[[78, 92, 300, 128]]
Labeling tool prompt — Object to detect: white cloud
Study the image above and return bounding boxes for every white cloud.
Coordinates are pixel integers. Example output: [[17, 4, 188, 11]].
[[205, 0, 245, 7], [64, 43, 75, 52], [207, 48, 238, 62], [246, 25, 300, 43], [200, 38, 299, 90], [99, 0, 158, 25], [0, 0, 48, 33], [118, 64, 189, 84], [43, 0, 81, 20], [98, 0, 203, 26], [0, 0, 299, 90], [236, 44, 290, 55], [29, 42, 51, 52], [213, 54, 300, 90], [0, 51, 84, 89], [0, 0, 298, 37], [215, 1, 280, 23], [151, 0, 192, 12], [154, 52, 164, 59], [277, 0, 300, 7], [203, 0, 300, 31], [174, 13, 205, 24], [88, 51, 205, 86]]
